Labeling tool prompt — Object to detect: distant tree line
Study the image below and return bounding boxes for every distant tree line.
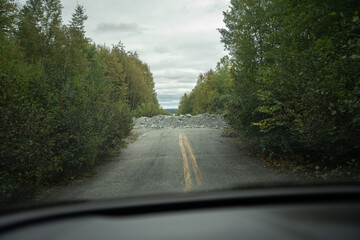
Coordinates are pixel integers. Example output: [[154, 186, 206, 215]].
[[178, 0, 360, 167], [0, 0, 162, 202], [163, 109, 177, 114]]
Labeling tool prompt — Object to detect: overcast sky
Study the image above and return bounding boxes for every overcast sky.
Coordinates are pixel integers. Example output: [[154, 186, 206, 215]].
[[31, 0, 230, 108]]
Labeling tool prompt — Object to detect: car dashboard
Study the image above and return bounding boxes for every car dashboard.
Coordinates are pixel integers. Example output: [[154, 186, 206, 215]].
[[1, 185, 360, 240]]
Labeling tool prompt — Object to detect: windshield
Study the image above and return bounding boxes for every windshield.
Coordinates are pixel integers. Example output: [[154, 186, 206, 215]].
[[1, 0, 359, 210]]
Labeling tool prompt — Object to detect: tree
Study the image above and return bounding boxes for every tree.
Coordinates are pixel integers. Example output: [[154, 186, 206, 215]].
[[17, 0, 63, 64], [177, 57, 232, 115], [0, 0, 160, 203], [219, 0, 360, 162], [0, 0, 18, 37], [69, 4, 87, 34]]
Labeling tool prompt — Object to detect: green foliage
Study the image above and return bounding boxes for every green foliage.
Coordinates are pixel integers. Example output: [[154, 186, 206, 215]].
[[120, 49, 162, 117], [0, 0, 161, 203], [219, 0, 360, 163], [177, 56, 232, 115]]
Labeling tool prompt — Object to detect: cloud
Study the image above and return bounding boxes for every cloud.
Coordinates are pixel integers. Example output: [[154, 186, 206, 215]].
[[206, 1, 229, 13], [153, 46, 169, 54], [156, 84, 195, 93], [143, 36, 226, 74], [158, 94, 187, 109], [154, 69, 198, 80], [95, 22, 147, 34]]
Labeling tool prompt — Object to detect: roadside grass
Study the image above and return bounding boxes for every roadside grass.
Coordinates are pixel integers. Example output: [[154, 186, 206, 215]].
[[223, 128, 360, 183]]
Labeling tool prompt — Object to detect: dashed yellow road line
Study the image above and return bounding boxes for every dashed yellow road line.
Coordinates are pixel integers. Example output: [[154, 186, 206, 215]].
[[179, 134, 192, 192], [182, 133, 202, 186]]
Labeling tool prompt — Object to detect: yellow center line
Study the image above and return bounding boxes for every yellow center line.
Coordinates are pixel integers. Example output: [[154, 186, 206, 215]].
[[179, 134, 192, 192], [182, 133, 202, 186]]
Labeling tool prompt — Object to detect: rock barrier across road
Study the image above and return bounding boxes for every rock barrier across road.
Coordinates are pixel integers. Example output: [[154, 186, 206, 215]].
[[133, 114, 229, 129]]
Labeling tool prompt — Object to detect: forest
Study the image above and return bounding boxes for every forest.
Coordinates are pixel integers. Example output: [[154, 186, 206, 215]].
[[178, 0, 360, 175], [0, 0, 162, 202]]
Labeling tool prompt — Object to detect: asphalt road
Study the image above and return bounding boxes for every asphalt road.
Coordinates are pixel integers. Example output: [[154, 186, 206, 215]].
[[39, 128, 292, 201]]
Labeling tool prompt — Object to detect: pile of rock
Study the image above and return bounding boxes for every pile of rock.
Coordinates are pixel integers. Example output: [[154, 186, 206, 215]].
[[133, 114, 229, 129]]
